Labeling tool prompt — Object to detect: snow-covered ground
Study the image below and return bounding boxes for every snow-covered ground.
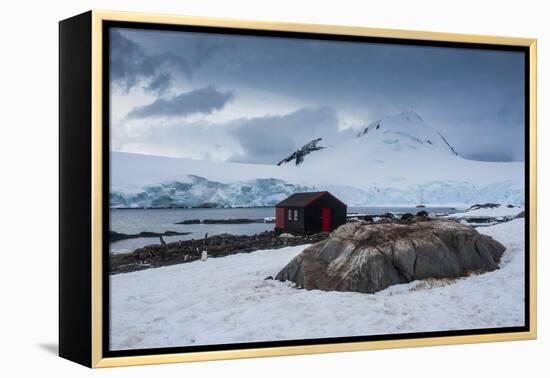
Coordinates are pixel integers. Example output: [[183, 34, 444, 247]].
[[110, 219, 525, 351], [447, 204, 525, 219]]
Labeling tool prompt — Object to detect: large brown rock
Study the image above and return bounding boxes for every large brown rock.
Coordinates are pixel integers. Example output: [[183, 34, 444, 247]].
[[275, 218, 506, 294]]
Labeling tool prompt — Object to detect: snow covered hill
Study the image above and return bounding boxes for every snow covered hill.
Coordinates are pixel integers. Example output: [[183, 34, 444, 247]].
[[111, 110, 525, 207], [356, 110, 458, 155], [290, 110, 523, 191]]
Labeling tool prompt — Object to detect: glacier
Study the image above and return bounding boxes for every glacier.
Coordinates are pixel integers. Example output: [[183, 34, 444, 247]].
[[110, 175, 523, 208], [110, 176, 314, 208]]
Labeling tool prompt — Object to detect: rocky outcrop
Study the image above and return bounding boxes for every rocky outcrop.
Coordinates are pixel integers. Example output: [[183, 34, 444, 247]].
[[275, 218, 506, 294], [277, 138, 326, 166], [468, 203, 500, 211], [515, 211, 525, 218]]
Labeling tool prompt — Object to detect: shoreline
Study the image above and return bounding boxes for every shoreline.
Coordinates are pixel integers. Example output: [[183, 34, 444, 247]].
[[175, 218, 274, 225], [109, 230, 191, 242], [109, 204, 466, 210], [110, 231, 328, 275], [110, 205, 277, 210], [110, 204, 524, 275]]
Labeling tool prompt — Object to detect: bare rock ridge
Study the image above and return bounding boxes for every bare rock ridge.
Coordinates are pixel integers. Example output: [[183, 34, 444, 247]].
[[275, 218, 506, 294], [277, 138, 326, 166]]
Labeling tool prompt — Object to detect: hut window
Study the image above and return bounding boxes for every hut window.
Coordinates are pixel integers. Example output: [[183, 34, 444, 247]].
[[294, 210, 298, 221], [288, 210, 292, 220]]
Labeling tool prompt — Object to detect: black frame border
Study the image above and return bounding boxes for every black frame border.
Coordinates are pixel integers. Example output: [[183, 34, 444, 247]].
[[101, 20, 531, 359]]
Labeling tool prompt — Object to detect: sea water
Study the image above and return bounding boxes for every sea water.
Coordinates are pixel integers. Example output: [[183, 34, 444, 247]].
[[109, 206, 458, 254]]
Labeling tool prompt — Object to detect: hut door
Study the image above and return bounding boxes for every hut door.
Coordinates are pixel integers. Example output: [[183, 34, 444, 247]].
[[276, 208, 285, 229], [322, 208, 331, 232]]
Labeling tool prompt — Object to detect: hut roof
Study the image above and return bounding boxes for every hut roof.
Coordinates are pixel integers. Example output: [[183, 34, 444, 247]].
[[276, 191, 346, 208]]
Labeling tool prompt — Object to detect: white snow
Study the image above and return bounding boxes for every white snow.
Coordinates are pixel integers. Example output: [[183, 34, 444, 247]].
[[111, 152, 524, 207], [111, 111, 524, 207], [447, 204, 525, 219], [110, 219, 525, 350]]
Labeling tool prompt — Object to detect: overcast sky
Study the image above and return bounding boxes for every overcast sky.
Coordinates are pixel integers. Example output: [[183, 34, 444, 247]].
[[109, 27, 526, 163]]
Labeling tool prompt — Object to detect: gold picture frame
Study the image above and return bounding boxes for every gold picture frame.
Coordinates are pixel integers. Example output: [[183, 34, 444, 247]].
[[59, 10, 537, 368]]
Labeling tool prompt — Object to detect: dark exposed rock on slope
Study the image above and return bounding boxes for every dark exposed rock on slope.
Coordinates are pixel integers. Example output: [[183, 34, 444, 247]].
[[276, 218, 506, 294], [277, 138, 326, 166], [468, 203, 501, 211], [515, 211, 525, 219]]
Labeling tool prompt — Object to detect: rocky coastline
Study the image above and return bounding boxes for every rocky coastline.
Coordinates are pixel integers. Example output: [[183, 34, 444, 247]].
[[109, 230, 191, 242], [109, 204, 521, 276], [110, 231, 328, 274]]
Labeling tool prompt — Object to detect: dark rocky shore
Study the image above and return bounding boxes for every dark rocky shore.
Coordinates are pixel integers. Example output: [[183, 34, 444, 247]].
[[110, 231, 329, 274], [110, 212, 425, 274], [109, 206, 520, 276], [175, 218, 274, 225], [109, 230, 191, 242]]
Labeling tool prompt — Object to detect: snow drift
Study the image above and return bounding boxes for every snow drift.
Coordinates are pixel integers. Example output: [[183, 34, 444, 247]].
[[109, 219, 525, 350]]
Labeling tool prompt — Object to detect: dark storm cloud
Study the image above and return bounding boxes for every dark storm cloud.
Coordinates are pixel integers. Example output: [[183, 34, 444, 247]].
[[144, 72, 172, 94], [110, 29, 191, 93], [118, 29, 231, 70], [127, 86, 234, 119], [229, 107, 351, 164], [196, 38, 525, 162], [443, 105, 526, 162], [191, 36, 229, 68], [113, 29, 526, 162]]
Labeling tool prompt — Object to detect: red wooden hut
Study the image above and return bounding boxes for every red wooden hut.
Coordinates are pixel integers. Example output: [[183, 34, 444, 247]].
[[275, 191, 347, 235]]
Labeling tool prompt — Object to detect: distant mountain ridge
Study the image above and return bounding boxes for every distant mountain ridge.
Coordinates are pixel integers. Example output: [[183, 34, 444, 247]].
[[278, 110, 459, 168], [110, 110, 525, 207]]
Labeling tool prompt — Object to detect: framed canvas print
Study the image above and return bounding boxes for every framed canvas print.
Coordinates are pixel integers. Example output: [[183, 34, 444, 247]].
[[59, 10, 537, 368]]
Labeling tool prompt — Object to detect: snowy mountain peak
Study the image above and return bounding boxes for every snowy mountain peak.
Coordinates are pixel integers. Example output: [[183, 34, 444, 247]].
[[399, 109, 424, 122], [356, 110, 458, 156]]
